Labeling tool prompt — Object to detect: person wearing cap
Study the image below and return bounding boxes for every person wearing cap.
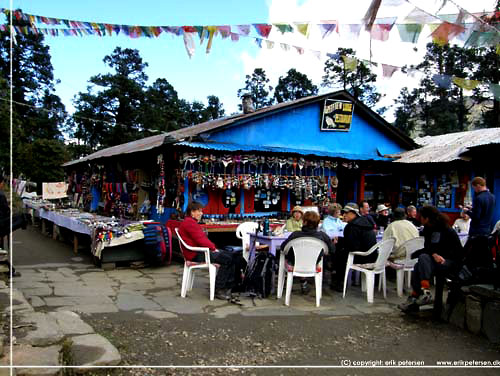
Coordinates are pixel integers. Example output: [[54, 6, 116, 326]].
[[375, 204, 390, 230], [382, 208, 419, 261], [453, 211, 471, 234], [320, 203, 346, 236], [331, 202, 377, 292], [286, 205, 304, 232]]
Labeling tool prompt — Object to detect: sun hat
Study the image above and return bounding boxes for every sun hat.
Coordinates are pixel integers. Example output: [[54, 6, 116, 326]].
[[376, 204, 389, 213], [291, 205, 303, 214], [342, 203, 360, 216]]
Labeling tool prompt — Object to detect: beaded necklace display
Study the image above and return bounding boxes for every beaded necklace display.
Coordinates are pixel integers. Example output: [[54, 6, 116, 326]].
[[157, 154, 166, 215]]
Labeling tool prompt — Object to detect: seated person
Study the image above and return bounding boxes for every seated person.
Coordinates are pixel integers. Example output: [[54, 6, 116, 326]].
[[280, 211, 335, 294], [398, 205, 463, 313], [285, 205, 303, 232], [382, 208, 419, 261], [321, 203, 346, 236], [406, 205, 421, 227], [331, 203, 377, 292], [359, 200, 376, 230], [178, 201, 243, 300], [493, 219, 500, 234], [375, 204, 390, 230], [453, 211, 471, 233]]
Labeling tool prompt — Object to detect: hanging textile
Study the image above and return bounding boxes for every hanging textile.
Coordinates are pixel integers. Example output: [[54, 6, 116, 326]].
[[452, 76, 480, 90], [217, 25, 231, 39], [396, 24, 423, 43], [280, 43, 290, 51], [237, 25, 251, 36], [274, 23, 293, 34], [265, 40, 274, 49], [403, 7, 438, 23], [342, 55, 357, 72], [370, 20, 396, 42], [342, 24, 362, 40], [382, 64, 398, 78], [318, 22, 337, 38], [183, 32, 196, 58], [294, 22, 309, 37], [432, 74, 452, 89], [253, 24, 272, 38], [431, 22, 465, 46]]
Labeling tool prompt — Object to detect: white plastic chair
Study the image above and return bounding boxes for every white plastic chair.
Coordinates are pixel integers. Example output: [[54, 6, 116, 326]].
[[387, 236, 424, 297], [277, 237, 329, 307], [175, 228, 218, 301], [236, 222, 259, 261], [343, 237, 396, 303]]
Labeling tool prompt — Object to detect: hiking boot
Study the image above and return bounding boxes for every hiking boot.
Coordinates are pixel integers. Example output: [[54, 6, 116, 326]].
[[301, 281, 310, 295], [398, 295, 419, 313], [416, 289, 434, 306]]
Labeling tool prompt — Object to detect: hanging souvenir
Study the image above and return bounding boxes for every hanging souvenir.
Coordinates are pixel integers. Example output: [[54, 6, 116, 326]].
[[157, 154, 165, 215]]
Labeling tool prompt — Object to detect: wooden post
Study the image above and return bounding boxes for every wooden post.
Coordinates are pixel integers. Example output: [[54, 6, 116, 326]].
[[41, 219, 46, 235], [52, 223, 58, 240]]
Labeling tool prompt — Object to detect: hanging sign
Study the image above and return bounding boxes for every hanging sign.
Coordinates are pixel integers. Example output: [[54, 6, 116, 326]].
[[321, 99, 354, 131], [42, 182, 68, 200]]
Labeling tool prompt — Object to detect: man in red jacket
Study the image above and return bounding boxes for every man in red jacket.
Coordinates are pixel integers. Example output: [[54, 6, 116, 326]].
[[178, 201, 239, 300]]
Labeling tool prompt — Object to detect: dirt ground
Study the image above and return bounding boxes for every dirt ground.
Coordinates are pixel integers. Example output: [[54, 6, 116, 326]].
[[77, 309, 500, 376]]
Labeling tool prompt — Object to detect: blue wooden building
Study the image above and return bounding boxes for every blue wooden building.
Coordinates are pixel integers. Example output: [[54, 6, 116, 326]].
[[64, 90, 417, 222]]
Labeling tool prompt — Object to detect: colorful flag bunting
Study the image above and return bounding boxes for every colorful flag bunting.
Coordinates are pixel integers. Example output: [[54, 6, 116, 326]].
[[431, 22, 465, 46], [342, 55, 357, 71], [489, 83, 500, 100], [294, 23, 309, 37], [253, 24, 272, 38], [452, 76, 480, 90], [396, 24, 423, 43], [382, 64, 398, 78], [432, 74, 452, 88], [274, 23, 293, 34], [318, 22, 337, 39], [237, 25, 250, 36]]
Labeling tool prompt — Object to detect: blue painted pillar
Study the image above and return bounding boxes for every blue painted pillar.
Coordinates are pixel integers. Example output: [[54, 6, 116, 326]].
[[287, 189, 291, 212], [240, 189, 245, 215]]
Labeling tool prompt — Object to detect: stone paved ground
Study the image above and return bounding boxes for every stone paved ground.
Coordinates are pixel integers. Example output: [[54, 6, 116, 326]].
[[3, 227, 500, 374]]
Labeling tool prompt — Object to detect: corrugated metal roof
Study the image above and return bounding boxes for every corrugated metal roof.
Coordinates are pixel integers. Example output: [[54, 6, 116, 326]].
[[176, 141, 392, 161], [395, 128, 500, 163], [63, 133, 170, 166]]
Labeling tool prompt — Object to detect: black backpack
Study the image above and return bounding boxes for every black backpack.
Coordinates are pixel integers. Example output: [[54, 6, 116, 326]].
[[241, 251, 276, 298]]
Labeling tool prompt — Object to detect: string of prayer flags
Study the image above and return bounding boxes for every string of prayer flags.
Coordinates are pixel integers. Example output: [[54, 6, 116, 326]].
[[318, 21, 338, 39], [274, 23, 293, 34], [382, 64, 398, 78], [253, 24, 272, 38], [294, 23, 309, 37], [396, 24, 423, 43], [452, 77, 480, 90], [370, 17, 397, 41], [430, 21, 465, 46], [432, 74, 452, 89], [342, 55, 358, 72], [489, 83, 500, 100]]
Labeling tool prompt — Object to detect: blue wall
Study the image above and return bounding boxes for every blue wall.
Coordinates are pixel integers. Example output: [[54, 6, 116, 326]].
[[204, 102, 407, 157]]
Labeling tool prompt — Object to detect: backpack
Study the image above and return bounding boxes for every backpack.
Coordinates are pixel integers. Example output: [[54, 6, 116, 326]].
[[241, 251, 276, 298], [143, 222, 172, 265]]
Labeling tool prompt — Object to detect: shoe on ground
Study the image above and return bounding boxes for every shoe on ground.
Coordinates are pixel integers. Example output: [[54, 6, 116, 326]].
[[214, 288, 231, 300], [416, 289, 433, 306], [301, 281, 310, 295], [398, 296, 419, 313]]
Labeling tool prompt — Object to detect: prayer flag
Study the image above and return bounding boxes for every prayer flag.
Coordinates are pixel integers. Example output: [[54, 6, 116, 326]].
[[431, 22, 465, 46], [342, 55, 357, 72], [217, 26, 231, 39], [254, 24, 272, 38], [452, 76, 480, 90], [237, 25, 251, 36], [274, 23, 293, 34], [489, 83, 500, 100], [205, 26, 217, 53], [382, 64, 398, 78], [294, 22, 309, 37], [230, 32, 239, 41], [265, 40, 274, 49], [432, 74, 452, 88], [183, 32, 196, 58], [280, 43, 290, 51], [397, 24, 422, 43], [255, 38, 263, 48], [318, 22, 337, 39], [294, 46, 304, 54]]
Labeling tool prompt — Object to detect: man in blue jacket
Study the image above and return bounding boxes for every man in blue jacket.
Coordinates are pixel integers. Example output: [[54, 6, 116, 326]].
[[463, 176, 496, 271]]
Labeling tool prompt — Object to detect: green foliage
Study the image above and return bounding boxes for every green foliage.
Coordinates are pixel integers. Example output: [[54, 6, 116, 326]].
[[274, 68, 318, 103], [321, 48, 381, 108], [393, 87, 419, 136], [237, 68, 274, 109]]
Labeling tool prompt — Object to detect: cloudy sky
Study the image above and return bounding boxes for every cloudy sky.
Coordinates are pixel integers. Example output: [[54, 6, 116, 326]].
[[1, 0, 497, 122]]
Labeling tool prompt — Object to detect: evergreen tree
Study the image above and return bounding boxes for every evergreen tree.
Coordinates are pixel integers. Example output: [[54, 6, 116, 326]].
[[274, 68, 318, 103], [393, 87, 419, 136], [237, 68, 274, 109], [321, 47, 381, 108]]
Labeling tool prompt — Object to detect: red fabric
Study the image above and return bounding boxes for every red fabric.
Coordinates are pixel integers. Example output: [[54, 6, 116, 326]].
[[166, 219, 182, 233], [178, 217, 216, 261]]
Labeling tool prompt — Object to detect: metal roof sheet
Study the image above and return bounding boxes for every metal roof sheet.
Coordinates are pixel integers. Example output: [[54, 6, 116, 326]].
[[63, 133, 170, 166], [395, 128, 500, 163], [176, 141, 392, 161]]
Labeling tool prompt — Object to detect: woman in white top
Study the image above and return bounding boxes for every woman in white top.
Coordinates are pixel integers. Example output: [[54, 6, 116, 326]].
[[453, 211, 471, 233]]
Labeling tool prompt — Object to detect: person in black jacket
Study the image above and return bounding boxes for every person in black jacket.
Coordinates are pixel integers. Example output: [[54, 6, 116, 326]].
[[398, 205, 463, 313], [462, 176, 496, 272], [331, 203, 377, 292], [280, 211, 335, 294]]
